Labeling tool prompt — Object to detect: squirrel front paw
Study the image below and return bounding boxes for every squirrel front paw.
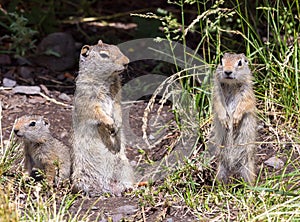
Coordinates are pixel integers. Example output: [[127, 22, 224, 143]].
[[106, 123, 119, 136], [218, 112, 230, 129], [233, 111, 242, 125]]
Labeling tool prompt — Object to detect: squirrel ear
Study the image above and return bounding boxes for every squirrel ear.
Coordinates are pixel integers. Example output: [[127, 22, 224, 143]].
[[98, 40, 103, 46], [241, 53, 248, 63], [43, 118, 50, 127], [81, 45, 90, 57]]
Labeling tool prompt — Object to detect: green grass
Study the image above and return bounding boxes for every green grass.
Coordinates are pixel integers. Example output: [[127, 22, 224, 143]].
[[137, 0, 300, 220]]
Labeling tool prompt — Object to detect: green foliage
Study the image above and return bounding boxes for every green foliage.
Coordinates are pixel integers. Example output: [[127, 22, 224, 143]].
[[4, 0, 61, 34], [135, 0, 300, 220], [0, 0, 98, 56], [0, 12, 38, 56], [153, 0, 300, 129]]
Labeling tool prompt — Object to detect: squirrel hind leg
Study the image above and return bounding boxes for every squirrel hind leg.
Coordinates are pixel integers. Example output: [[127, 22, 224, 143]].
[[239, 160, 256, 185], [206, 141, 220, 159], [216, 162, 230, 184]]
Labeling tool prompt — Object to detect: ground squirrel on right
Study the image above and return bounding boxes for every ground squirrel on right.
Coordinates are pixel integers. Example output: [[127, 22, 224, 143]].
[[209, 53, 257, 185]]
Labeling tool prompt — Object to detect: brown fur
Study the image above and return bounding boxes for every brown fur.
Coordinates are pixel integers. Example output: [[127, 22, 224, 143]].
[[71, 40, 134, 196], [13, 115, 71, 184], [209, 53, 257, 184]]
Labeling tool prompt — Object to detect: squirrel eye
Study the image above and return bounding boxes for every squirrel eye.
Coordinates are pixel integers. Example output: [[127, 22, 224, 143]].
[[99, 51, 110, 59], [29, 121, 36, 127], [81, 46, 90, 57], [238, 60, 242, 66]]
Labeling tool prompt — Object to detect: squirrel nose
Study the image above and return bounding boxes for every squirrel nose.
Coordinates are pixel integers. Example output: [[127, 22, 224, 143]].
[[14, 129, 19, 135], [224, 71, 233, 76]]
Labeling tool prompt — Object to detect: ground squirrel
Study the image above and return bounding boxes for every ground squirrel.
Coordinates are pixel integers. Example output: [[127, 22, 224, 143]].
[[72, 40, 134, 196], [209, 53, 257, 184], [13, 115, 71, 184]]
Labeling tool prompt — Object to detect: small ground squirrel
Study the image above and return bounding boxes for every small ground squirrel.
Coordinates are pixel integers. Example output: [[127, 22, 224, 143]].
[[13, 115, 71, 184], [72, 40, 134, 196], [209, 53, 257, 184]]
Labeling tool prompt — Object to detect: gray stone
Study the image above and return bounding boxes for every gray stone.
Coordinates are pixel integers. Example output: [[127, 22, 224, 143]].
[[3, 78, 16, 87], [264, 156, 284, 169], [58, 93, 72, 102], [13, 86, 41, 95], [32, 32, 77, 71], [115, 204, 138, 215]]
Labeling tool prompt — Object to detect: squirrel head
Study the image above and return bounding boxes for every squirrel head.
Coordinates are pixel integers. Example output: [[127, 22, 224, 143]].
[[14, 115, 51, 143], [216, 53, 252, 84], [79, 40, 129, 80]]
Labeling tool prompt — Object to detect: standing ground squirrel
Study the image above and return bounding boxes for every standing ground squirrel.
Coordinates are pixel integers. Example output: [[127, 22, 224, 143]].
[[72, 40, 134, 196], [13, 115, 71, 184], [209, 53, 257, 185]]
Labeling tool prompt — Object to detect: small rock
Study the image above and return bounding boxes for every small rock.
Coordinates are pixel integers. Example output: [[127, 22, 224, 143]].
[[166, 218, 174, 222], [149, 134, 155, 140], [115, 205, 138, 215], [3, 78, 16, 87], [58, 93, 72, 102], [13, 86, 41, 95], [264, 156, 284, 169]]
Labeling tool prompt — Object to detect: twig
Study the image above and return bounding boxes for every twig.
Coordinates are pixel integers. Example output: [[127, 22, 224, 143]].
[[39, 92, 73, 108], [0, 87, 13, 91]]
